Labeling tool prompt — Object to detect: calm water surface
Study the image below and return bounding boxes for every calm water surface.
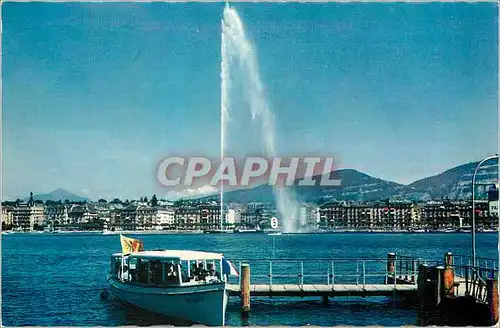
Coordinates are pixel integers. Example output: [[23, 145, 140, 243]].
[[2, 233, 497, 326]]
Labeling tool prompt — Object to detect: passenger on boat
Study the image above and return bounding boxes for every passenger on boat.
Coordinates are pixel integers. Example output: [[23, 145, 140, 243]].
[[150, 260, 163, 285], [165, 263, 178, 285], [190, 262, 205, 281], [206, 263, 221, 282]]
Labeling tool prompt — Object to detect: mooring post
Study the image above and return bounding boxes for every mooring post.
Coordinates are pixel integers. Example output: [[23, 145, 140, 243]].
[[241, 263, 250, 315], [443, 252, 454, 296], [417, 263, 430, 309], [386, 252, 396, 284], [435, 266, 444, 307], [486, 278, 499, 325]]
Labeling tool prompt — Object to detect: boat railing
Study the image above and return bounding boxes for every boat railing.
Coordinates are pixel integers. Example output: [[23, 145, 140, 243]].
[[228, 256, 439, 287]]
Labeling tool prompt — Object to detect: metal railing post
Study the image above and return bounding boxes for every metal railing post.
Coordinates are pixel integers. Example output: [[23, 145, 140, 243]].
[[238, 261, 242, 286], [332, 261, 335, 287], [394, 260, 397, 289], [300, 261, 304, 286], [362, 260, 366, 289], [413, 259, 417, 284], [356, 261, 359, 285], [269, 261, 273, 287], [327, 263, 330, 285]]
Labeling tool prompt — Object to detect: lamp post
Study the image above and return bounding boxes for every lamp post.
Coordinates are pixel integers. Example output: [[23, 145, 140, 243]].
[[472, 154, 499, 267]]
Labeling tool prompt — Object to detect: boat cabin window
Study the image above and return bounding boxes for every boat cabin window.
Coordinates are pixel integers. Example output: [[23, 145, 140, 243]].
[[181, 259, 222, 284], [120, 257, 181, 287], [137, 258, 148, 284], [110, 256, 121, 276], [149, 260, 163, 285], [164, 262, 180, 285]]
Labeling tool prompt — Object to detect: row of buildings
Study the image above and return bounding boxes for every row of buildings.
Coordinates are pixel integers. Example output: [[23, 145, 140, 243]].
[[2, 191, 499, 232], [318, 200, 496, 231]]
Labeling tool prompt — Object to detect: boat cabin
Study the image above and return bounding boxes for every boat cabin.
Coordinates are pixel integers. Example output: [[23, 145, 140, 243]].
[[109, 250, 225, 287]]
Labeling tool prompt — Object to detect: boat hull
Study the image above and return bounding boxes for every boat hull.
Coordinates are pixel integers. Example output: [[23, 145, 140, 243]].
[[108, 278, 228, 326]]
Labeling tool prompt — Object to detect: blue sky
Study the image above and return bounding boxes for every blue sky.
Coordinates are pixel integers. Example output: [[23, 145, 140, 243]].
[[2, 2, 498, 200]]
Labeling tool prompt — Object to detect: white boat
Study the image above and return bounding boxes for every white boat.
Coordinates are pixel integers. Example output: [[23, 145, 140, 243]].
[[267, 232, 282, 236], [107, 250, 230, 326]]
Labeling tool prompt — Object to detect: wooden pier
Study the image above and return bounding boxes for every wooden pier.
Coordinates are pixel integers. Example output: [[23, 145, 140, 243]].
[[229, 252, 499, 325], [227, 283, 417, 297]]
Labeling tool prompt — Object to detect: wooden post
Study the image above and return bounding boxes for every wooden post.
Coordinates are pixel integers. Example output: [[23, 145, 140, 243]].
[[443, 252, 454, 296], [436, 266, 444, 307], [487, 278, 499, 325], [240, 264, 251, 315], [386, 252, 396, 284]]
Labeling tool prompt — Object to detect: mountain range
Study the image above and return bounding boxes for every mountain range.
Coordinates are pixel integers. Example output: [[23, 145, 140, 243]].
[[23, 188, 90, 203], [16, 159, 498, 204], [199, 159, 499, 203]]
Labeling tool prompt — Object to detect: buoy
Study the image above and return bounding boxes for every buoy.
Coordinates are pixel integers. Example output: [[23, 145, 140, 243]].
[[100, 289, 109, 300]]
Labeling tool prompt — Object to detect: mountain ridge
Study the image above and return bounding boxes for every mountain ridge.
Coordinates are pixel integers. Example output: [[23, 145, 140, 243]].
[[198, 159, 498, 203]]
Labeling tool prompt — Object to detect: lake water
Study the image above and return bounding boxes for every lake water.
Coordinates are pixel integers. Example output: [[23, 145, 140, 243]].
[[2, 232, 497, 326]]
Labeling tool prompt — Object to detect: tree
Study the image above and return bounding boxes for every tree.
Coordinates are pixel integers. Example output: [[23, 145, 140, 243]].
[[34, 200, 44, 205], [98, 199, 107, 204], [110, 198, 122, 204], [151, 194, 158, 207], [144, 196, 148, 203]]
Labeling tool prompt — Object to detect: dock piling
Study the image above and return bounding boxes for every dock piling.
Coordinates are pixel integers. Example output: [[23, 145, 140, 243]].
[[443, 252, 454, 296], [386, 252, 396, 284], [486, 278, 499, 325], [436, 266, 444, 306], [417, 263, 430, 309], [241, 263, 251, 315]]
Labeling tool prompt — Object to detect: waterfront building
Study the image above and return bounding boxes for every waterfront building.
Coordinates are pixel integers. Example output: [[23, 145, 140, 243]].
[[299, 204, 319, 229], [2, 206, 14, 228], [67, 204, 98, 230], [11, 203, 33, 231], [155, 206, 176, 229], [319, 202, 344, 228], [226, 208, 240, 225], [44, 204, 69, 229], [114, 204, 139, 231], [240, 203, 264, 228], [319, 201, 419, 231], [136, 205, 157, 230], [199, 202, 221, 230], [175, 206, 201, 230]]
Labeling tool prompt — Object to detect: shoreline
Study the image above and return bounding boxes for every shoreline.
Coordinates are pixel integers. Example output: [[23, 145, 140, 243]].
[[1, 229, 497, 235]]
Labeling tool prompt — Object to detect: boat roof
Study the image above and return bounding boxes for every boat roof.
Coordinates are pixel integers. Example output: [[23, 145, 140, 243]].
[[111, 250, 224, 261]]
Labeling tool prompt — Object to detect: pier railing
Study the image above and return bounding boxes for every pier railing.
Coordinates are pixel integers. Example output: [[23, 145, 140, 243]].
[[452, 254, 498, 273], [229, 255, 438, 288]]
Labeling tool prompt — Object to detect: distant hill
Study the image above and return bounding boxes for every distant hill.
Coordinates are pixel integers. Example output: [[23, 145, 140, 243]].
[[403, 160, 498, 201], [199, 168, 405, 203], [198, 159, 498, 203], [24, 188, 91, 202]]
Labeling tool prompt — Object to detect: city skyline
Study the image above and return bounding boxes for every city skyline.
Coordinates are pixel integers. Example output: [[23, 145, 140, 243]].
[[3, 2, 498, 200]]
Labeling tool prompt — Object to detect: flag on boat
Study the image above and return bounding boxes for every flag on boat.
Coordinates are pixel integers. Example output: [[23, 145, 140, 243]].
[[222, 257, 239, 276], [120, 234, 144, 253]]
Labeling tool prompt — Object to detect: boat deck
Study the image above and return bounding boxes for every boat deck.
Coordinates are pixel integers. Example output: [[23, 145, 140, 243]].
[[227, 283, 417, 297]]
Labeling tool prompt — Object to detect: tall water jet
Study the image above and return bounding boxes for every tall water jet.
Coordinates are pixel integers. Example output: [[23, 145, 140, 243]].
[[221, 4, 301, 233]]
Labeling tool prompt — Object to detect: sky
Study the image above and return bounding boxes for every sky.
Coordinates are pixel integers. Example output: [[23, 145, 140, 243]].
[[2, 2, 498, 200]]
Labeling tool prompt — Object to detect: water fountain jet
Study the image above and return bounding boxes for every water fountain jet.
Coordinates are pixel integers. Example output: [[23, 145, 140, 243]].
[[221, 5, 302, 233]]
